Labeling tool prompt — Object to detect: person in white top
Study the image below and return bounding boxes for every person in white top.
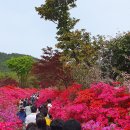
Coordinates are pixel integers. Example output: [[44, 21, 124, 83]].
[[24, 103, 31, 116], [25, 106, 37, 127]]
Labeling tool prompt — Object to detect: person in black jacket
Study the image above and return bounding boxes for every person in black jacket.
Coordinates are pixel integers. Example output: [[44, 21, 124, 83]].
[[26, 123, 37, 130], [63, 119, 81, 130], [50, 119, 64, 130]]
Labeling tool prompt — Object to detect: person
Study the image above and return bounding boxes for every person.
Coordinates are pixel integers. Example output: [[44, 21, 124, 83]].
[[30, 94, 35, 105], [24, 103, 31, 116], [36, 113, 51, 130], [19, 99, 23, 105], [35, 92, 39, 100], [26, 123, 38, 130], [42, 108, 52, 126], [23, 98, 29, 107], [39, 105, 48, 115], [19, 99, 24, 109], [36, 116, 47, 130], [36, 113, 44, 119], [17, 107, 26, 123], [50, 119, 64, 130], [48, 114, 53, 120], [25, 106, 37, 126], [63, 119, 81, 130], [47, 99, 52, 112]]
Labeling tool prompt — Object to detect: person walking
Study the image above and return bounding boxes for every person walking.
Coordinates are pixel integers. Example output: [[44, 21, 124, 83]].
[[25, 106, 37, 126], [17, 107, 26, 123]]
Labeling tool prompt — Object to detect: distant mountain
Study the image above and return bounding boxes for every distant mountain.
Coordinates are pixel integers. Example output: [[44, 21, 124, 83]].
[[0, 52, 36, 72]]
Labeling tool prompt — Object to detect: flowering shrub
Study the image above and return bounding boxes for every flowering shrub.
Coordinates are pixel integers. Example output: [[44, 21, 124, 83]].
[[0, 82, 130, 130], [49, 82, 130, 129], [0, 85, 37, 130]]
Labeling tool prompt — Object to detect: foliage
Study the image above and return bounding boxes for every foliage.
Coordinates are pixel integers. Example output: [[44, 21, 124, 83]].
[[72, 64, 102, 88], [0, 77, 18, 87], [27, 75, 40, 88], [110, 32, 130, 73], [56, 32, 102, 88], [35, 0, 78, 35], [0, 71, 18, 80], [0, 72, 19, 87], [101, 32, 130, 80], [56, 30, 99, 66], [0, 71, 38, 88], [33, 47, 73, 88], [7, 56, 34, 88], [121, 72, 130, 92], [56, 30, 101, 88]]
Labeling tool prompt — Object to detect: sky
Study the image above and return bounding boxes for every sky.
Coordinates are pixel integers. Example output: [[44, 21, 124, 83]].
[[0, 0, 130, 58]]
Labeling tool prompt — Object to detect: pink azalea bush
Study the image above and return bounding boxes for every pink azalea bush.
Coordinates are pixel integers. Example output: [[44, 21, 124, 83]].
[[48, 83, 130, 129], [0, 82, 130, 130], [0, 85, 37, 130]]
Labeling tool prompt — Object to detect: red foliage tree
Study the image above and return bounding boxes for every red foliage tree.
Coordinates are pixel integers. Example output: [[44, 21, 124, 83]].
[[33, 47, 73, 88]]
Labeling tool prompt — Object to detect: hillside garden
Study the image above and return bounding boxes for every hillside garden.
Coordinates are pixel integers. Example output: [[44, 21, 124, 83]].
[[0, 0, 130, 130]]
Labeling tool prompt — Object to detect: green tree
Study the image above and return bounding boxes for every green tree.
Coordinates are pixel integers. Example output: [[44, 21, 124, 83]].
[[0, 52, 28, 72], [110, 32, 130, 73], [7, 56, 34, 88], [101, 32, 130, 80], [36, 1, 98, 66]]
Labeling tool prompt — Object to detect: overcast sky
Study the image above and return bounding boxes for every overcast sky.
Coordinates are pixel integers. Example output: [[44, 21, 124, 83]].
[[0, 0, 130, 58]]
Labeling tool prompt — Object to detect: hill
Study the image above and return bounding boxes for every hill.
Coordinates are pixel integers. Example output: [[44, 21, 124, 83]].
[[0, 52, 35, 72]]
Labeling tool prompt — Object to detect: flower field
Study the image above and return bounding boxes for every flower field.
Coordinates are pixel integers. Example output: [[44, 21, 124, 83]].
[[0, 82, 130, 130]]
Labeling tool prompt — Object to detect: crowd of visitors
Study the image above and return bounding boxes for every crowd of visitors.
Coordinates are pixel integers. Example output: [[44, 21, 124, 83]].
[[17, 93, 81, 130]]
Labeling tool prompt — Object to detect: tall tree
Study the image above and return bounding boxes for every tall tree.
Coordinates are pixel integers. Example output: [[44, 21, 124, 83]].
[[36, 1, 98, 66], [33, 47, 73, 88], [7, 56, 34, 87]]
